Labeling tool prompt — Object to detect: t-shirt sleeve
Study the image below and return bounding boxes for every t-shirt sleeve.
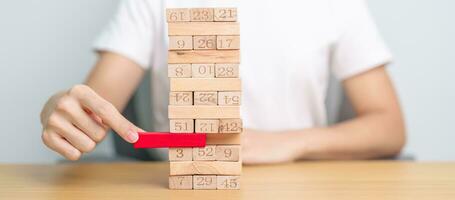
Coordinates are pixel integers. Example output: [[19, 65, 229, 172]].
[[330, 0, 392, 80], [93, 0, 156, 69]]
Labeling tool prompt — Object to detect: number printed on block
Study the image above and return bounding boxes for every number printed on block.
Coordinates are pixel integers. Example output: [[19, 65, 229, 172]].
[[169, 148, 193, 161], [168, 64, 192, 78], [170, 119, 194, 133], [194, 91, 217, 105], [217, 36, 240, 50], [193, 176, 217, 190], [193, 36, 216, 50], [167, 8, 190, 22], [169, 92, 193, 105], [217, 176, 240, 190], [169, 36, 193, 50], [218, 92, 241, 106], [193, 145, 216, 161], [195, 119, 219, 133], [192, 64, 215, 78], [190, 8, 214, 22], [215, 64, 239, 78], [216, 145, 240, 161], [219, 119, 242, 133], [169, 176, 193, 190], [214, 8, 237, 22]]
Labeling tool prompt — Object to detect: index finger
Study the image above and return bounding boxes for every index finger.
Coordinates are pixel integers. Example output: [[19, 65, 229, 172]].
[[70, 85, 139, 143]]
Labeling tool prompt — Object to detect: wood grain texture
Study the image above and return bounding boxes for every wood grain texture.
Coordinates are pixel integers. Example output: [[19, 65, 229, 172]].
[[170, 78, 241, 91], [168, 106, 240, 119], [192, 64, 215, 78], [217, 36, 240, 50], [170, 161, 242, 175], [195, 119, 219, 133], [218, 92, 241, 106], [216, 145, 240, 161], [217, 176, 240, 190], [193, 145, 217, 161], [2, 162, 455, 199], [206, 133, 241, 145], [193, 176, 217, 190], [168, 64, 192, 78], [169, 92, 193, 106], [169, 148, 193, 161], [169, 36, 193, 50], [219, 119, 243, 133], [215, 64, 240, 78], [214, 8, 237, 22], [194, 92, 218, 106], [168, 50, 240, 64], [169, 176, 193, 190], [166, 8, 190, 22], [190, 8, 214, 22], [168, 22, 240, 36], [193, 36, 216, 50], [169, 119, 194, 133]]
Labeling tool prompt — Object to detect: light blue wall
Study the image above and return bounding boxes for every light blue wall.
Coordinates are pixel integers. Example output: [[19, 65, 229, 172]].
[[0, 0, 454, 163], [0, 0, 120, 163], [368, 0, 455, 160]]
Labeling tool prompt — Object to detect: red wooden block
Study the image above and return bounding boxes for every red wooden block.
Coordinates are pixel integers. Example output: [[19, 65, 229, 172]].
[[134, 132, 206, 149]]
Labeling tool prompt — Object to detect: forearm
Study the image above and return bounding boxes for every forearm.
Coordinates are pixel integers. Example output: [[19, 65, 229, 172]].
[[85, 51, 145, 111], [290, 110, 405, 160]]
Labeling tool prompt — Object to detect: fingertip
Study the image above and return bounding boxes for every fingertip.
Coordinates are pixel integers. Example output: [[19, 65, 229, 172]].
[[126, 130, 139, 143], [66, 149, 82, 161]]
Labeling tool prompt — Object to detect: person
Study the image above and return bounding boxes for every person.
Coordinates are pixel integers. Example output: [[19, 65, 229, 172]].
[[39, 0, 406, 164]]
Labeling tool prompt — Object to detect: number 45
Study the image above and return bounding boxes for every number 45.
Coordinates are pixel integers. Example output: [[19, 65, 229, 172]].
[[222, 178, 238, 188]]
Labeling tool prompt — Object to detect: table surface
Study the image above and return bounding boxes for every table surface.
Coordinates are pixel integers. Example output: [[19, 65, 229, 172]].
[[1, 161, 454, 200]]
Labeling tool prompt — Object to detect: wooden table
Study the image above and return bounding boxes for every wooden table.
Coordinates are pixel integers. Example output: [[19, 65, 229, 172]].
[[1, 161, 454, 200]]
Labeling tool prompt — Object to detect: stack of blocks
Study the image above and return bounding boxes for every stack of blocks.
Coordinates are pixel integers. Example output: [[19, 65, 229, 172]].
[[166, 7, 242, 190]]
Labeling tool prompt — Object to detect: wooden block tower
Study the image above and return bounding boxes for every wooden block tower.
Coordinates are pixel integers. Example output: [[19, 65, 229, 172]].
[[167, 7, 242, 190]]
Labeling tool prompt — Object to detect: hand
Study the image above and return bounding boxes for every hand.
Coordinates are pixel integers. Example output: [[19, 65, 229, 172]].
[[242, 129, 303, 165], [40, 84, 142, 160]]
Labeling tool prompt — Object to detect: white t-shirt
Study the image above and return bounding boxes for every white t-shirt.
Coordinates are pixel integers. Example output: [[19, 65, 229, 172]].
[[94, 0, 392, 132]]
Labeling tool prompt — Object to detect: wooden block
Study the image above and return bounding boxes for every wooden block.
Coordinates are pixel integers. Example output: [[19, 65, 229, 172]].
[[193, 176, 217, 190], [170, 119, 194, 133], [195, 119, 219, 133], [168, 50, 239, 64], [169, 148, 193, 161], [170, 78, 241, 91], [206, 133, 241, 145], [192, 64, 215, 78], [193, 36, 216, 50], [166, 8, 190, 22], [168, 64, 192, 78], [169, 176, 193, 190], [218, 92, 241, 106], [170, 161, 242, 175], [217, 176, 240, 190], [190, 8, 214, 22], [135, 132, 205, 148], [194, 92, 218, 106], [169, 36, 193, 51], [193, 145, 216, 161], [214, 8, 237, 22], [169, 92, 193, 105], [217, 36, 240, 50], [215, 64, 239, 78], [168, 22, 240, 36], [216, 145, 240, 161], [169, 106, 240, 119], [219, 119, 243, 133]]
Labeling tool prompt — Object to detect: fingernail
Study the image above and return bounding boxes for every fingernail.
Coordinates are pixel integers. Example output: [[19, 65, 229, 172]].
[[127, 130, 139, 143]]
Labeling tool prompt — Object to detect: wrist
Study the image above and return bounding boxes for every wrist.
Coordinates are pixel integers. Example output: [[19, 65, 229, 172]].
[[284, 128, 330, 161]]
